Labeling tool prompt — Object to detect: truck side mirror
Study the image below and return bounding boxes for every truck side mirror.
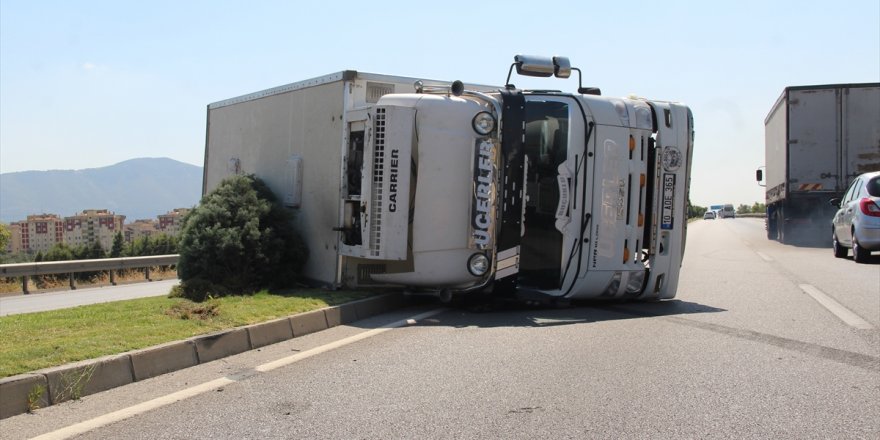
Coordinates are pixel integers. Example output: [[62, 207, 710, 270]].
[[755, 169, 763, 182], [829, 198, 840, 206]]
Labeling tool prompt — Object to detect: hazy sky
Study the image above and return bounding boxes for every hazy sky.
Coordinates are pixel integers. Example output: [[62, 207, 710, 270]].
[[1, 0, 878, 208]]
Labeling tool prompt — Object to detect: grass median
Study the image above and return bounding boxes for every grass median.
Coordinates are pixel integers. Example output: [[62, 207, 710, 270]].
[[0, 289, 372, 378]]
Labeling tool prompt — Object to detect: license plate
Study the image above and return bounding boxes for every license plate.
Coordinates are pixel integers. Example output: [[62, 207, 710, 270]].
[[661, 173, 675, 230]]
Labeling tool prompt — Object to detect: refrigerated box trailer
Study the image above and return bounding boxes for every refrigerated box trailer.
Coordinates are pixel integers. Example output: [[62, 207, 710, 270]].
[[759, 83, 880, 244], [204, 55, 695, 302]]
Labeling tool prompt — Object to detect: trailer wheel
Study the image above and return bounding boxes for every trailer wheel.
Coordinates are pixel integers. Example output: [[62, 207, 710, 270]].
[[832, 231, 847, 258], [852, 233, 869, 263], [767, 208, 778, 240], [769, 206, 785, 243]]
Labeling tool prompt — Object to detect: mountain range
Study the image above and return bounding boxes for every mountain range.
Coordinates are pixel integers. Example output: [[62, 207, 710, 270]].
[[0, 158, 203, 223]]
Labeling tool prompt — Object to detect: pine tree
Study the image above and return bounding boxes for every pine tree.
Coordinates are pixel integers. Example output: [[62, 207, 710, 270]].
[[110, 232, 125, 258], [176, 174, 308, 301]]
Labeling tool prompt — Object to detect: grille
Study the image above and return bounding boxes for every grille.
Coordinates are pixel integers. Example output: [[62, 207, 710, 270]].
[[369, 108, 387, 256], [357, 264, 387, 285], [366, 82, 394, 104]]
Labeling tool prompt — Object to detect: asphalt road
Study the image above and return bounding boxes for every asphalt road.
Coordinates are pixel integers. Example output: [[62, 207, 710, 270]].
[[0, 279, 179, 316], [2, 218, 878, 439]]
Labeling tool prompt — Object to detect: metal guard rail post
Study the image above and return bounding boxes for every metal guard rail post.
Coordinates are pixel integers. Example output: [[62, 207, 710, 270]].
[[0, 254, 179, 294]]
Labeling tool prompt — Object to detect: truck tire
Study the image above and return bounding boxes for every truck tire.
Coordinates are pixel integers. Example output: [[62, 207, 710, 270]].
[[767, 210, 777, 240], [832, 231, 847, 258], [852, 234, 869, 263], [774, 207, 785, 243]]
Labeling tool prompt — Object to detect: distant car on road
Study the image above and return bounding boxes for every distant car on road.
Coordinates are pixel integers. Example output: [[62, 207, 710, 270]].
[[703, 211, 716, 220], [719, 204, 735, 219], [831, 171, 880, 263]]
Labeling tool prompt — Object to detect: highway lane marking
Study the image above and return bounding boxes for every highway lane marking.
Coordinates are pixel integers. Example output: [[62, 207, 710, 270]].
[[29, 308, 447, 440], [755, 251, 773, 262], [799, 284, 874, 330], [30, 377, 235, 440]]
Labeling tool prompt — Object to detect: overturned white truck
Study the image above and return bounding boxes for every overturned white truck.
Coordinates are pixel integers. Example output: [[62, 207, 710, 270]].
[[203, 55, 694, 302]]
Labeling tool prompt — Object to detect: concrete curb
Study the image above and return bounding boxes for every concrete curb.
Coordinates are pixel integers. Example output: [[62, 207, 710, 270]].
[[324, 302, 358, 327], [290, 309, 329, 337], [130, 340, 199, 381], [0, 374, 49, 419], [43, 355, 134, 405], [0, 293, 406, 419], [192, 328, 252, 363], [246, 317, 294, 349]]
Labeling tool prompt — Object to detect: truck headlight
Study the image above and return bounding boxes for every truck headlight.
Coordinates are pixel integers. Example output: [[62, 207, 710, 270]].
[[472, 112, 496, 135], [467, 253, 490, 276], [625, 270, 647, 294], [602, 272, 622, 296]]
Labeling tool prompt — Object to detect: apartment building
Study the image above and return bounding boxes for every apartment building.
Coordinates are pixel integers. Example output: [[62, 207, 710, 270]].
[[5, 207, 190, 255], [124, 219, 158, 243], [10, 214, 65, 253], [63, 209, 126, 251], [157, 208, 190, 236]]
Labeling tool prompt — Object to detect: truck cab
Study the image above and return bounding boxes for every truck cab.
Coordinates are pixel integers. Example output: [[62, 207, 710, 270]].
[[341, 56, 694, 301]]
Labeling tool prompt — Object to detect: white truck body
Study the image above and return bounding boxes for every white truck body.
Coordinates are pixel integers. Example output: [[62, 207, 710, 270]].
[[204, 58, 694, 300], [763, 83, 880, 243]]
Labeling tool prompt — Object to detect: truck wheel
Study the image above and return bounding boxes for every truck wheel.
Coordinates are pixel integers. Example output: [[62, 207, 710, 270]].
[[767, 214, 777, 240], [774, 207, 785, 243], [832, 232, 847, 258], [852, 234, 869, 263]]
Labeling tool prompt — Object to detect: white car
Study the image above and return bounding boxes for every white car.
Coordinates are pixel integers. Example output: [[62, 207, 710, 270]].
[[831, 171, 880, 263]]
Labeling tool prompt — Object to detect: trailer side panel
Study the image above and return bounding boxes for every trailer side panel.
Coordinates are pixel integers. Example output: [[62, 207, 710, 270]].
[[205, 81, 346, 285]]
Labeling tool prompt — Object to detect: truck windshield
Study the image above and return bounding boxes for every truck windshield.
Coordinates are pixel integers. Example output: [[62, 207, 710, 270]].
[[519, 100, 569, 290]]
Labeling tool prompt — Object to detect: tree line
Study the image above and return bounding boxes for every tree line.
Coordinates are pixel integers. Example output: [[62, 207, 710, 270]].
[[688, 202, 766, 218], [0, 232, 179, 264]]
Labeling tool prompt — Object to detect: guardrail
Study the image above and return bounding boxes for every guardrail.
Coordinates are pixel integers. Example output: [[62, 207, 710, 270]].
[[0, 255, 179, 294]]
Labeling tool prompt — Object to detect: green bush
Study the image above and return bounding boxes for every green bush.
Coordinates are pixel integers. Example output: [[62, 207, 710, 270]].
[[175, 174, 308, 301]]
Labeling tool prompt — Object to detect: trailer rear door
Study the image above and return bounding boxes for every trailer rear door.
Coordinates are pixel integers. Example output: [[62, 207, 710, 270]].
[[788, 88, 840, 193]]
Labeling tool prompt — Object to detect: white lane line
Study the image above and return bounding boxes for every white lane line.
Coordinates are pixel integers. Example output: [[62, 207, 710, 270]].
[[756, 251, 773, 262], [31, 377, 235, 440], [255, 308, 446, 372], [799, 284, 874, 330], [31, 308, 447, 440]]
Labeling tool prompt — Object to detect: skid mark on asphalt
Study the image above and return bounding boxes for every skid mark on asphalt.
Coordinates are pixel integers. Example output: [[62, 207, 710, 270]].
[[605, 306, 880, 373]]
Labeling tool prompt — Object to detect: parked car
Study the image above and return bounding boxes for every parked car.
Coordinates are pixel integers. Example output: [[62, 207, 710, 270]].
[[831, 171, 880, 263], [703, 211, 716, 220]]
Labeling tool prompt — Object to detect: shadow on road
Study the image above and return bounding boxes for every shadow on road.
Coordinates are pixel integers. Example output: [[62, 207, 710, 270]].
[[839, 254, 880, 265], [409, 299, 726, 329]]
